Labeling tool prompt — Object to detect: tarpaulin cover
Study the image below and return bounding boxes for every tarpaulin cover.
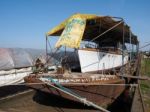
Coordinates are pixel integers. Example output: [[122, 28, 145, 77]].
[[47, 13, 138, 45], [47, 13, 98, 36], [0, 48, 45, 70]]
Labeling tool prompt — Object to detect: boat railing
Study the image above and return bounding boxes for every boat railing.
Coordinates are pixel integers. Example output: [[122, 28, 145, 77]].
[[79, 47, 122, 55]]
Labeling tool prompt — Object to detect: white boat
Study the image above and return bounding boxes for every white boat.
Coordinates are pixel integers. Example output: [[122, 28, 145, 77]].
[[24, 13, 139, 110], [78, 48, 128, 73]]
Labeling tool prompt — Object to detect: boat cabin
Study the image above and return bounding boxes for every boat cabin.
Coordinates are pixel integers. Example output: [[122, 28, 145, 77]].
[[46, 14, 138, 74]]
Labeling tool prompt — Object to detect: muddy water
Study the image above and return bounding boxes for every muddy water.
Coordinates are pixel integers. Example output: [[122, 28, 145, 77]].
[[0, 90, 100, 112]]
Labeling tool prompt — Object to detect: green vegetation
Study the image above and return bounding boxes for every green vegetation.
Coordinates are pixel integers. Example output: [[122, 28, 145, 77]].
[[140, 56, 150, 111], [141, 58, 150, 76]]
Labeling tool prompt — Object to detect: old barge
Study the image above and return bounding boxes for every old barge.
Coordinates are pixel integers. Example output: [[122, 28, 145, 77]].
[[24, 14, 139, 111]]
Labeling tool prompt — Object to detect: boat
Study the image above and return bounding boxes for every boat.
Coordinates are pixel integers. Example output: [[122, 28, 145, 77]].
[[24, 13, 139, 111]]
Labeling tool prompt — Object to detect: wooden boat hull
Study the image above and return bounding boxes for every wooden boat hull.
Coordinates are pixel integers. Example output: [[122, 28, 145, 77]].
[[24, 75, 125, 107]]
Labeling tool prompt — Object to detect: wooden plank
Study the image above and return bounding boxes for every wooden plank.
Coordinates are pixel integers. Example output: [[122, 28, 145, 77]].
[[131, 85, 145, 112], [116, 74, 150, 81]]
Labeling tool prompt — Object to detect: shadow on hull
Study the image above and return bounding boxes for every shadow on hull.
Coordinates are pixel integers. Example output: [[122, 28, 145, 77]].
[[33, 88, 133, 112], [33, 90, 95, 110]]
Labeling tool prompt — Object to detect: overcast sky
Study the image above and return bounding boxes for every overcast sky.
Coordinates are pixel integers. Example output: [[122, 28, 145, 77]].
[[0, 0, 150, 50]]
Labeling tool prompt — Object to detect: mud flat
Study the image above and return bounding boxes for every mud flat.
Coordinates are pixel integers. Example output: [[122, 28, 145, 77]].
[[0, 88, 134, 112], [0, 90, 100, 112]]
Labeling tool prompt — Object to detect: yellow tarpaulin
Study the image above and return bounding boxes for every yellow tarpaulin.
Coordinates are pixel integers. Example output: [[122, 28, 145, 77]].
[[55, 17, 86, 48], [47, 13, 138, 46], [47, 13, 98, 36]]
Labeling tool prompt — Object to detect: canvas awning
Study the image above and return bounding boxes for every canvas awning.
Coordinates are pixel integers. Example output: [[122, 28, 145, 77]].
[[47, 13, 138, 48]]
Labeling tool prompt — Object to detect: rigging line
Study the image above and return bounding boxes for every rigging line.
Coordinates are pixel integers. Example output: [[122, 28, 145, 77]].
[[47, 39, 60, 66], [46, 35, 57, 66], [45, 36, 60, 65], [47, 38, 53, 52], [46, 37, 53, 62], [1, 82, 139, 86], [46, 48, 59, 65], [91, 20, 123, 42], [139, 42, 150, 49]]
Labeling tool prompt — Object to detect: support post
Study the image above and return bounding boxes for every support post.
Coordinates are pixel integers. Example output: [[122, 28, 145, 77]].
[[129, 27, 132, 61], [46, 34, 48, 68], [122, 22, 125, 76]]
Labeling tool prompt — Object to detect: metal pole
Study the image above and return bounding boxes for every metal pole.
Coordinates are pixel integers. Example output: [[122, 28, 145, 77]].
[[136, 41, 139, 56], [46, 34, 48, 67], [129, 28, 132, 61], [122, 22, 125, 76]]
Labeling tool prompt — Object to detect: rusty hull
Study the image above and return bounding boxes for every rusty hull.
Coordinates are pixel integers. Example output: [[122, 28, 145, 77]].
[[24, 74, 125, 107]]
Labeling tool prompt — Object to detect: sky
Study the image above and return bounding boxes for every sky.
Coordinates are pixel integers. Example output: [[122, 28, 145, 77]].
[[0, 0, 150, 50]]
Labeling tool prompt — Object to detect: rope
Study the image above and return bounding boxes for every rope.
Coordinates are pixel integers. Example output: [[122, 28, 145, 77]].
[[39, 77, 110, 112], [0, 82, 45, 87], [1, 82, 139, 87], [139, 42, 150, 49], [47, 39, 53, 52], [91, 21, 123, 42], [46, 77, 82, 98], [46, 48, 59, 65], [46, 37, 60, 66]]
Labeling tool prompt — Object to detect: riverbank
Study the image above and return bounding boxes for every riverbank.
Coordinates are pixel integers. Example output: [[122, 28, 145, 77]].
[[140, 57, 150, 112]]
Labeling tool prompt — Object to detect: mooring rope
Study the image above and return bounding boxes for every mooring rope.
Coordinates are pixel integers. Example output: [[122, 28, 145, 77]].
[[39, 77, 110, 112], [1, 82, 139, 87], [46, 77, 82, 98]]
